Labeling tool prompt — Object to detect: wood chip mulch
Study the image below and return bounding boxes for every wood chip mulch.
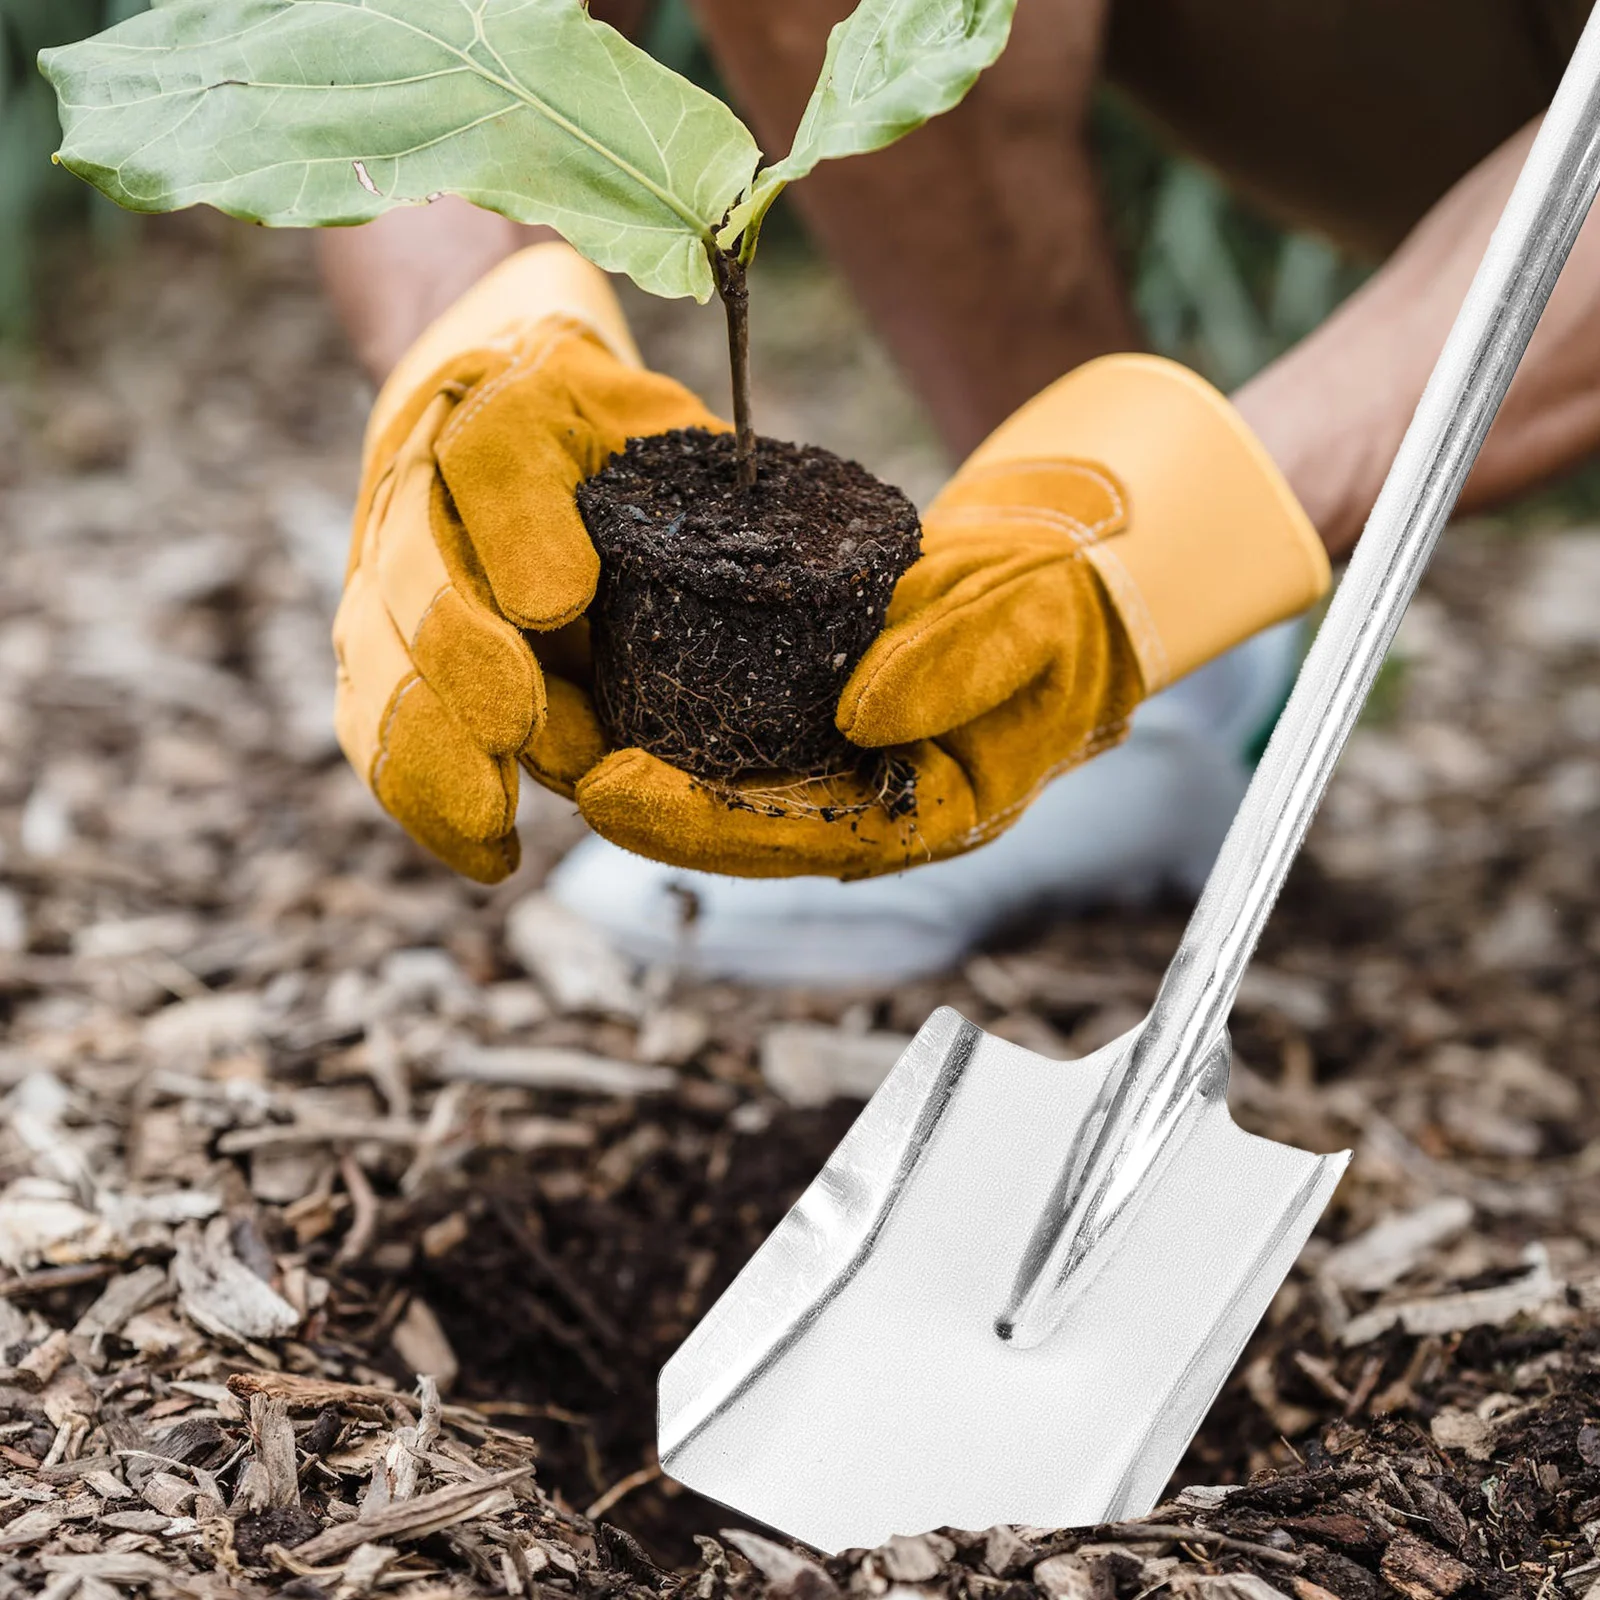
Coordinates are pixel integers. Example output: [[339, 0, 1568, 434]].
[[7, 222, 1600, 1598]]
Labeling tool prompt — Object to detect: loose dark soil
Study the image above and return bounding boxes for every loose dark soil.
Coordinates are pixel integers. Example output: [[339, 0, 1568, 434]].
[[578, 429, 920, 777]]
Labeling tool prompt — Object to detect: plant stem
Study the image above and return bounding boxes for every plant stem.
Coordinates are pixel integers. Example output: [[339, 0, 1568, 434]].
[[712, 247, 756, 489]]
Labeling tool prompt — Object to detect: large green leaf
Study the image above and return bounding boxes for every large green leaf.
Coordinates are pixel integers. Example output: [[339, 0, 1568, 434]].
[[720, 0, 1016, 255], [39, 0, 762, 300], [772, 0, 1016, 184]]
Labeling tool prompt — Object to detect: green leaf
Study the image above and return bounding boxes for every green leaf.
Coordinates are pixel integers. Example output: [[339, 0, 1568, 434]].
[[39, 0, 762, 300], [766, 0, 1017, 186]]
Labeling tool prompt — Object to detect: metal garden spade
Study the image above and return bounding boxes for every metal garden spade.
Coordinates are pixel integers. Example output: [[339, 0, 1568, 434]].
[[659, 5, 1600, 1555]]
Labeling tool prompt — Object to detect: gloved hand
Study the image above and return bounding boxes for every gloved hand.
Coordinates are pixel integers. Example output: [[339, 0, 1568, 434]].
[[334, 242, 724, 882], [337, 242, 1329, 884], [582, 353, 1332, 877]]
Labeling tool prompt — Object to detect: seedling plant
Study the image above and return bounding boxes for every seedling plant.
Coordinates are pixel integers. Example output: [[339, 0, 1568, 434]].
[[40, 0, 1020, 782]]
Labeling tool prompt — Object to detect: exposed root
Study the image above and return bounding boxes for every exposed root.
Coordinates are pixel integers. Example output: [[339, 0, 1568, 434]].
[[701, 749, 920, 825]]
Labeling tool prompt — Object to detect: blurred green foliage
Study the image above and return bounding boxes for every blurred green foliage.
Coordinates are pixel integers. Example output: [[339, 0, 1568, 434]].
[[1, 0, 147, 335], [642, 0, 717, 90], [1090, 91, 1369, 389]]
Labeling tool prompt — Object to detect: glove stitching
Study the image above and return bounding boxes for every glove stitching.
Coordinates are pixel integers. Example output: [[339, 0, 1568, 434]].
[[438, 317, 595, 449], [1083, 541, 1170, 690], [408, 585, 449, 648], [518, 748, 578, 802], [355, 356, 506, 566], [404, 582, 540, 749], [374, 672, 519, 844], [926, 504, 1110, 549], [375, 439, 514, 734], [371, 670, 420, 796], [432, 322, 606, 636], [931, 459, 1126, 537], [951, 714, 1133, 852]]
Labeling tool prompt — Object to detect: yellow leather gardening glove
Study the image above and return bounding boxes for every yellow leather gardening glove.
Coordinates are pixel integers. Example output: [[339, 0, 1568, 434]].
[[580, 354, 1332, 877], [334, 242, 725, 881]]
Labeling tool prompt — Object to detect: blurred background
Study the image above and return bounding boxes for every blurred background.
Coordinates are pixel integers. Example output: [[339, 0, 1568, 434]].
[[1, 0, 146, 335]]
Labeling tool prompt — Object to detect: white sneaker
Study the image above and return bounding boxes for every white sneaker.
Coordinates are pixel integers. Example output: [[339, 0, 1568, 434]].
[[546, 621, 1304, 986]]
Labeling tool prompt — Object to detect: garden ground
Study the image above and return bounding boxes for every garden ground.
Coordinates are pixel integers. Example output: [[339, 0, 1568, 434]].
[[4, 221, 1600, 1598]]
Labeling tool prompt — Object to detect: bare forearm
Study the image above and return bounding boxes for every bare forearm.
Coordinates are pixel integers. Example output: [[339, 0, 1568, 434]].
[[317, 202, 558, 384], [1236, 117, 1600, 557]]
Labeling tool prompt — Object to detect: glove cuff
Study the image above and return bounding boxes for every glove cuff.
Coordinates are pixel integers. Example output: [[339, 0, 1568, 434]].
[[963, 353, 1331, 692], [367, 241, 641, 455]]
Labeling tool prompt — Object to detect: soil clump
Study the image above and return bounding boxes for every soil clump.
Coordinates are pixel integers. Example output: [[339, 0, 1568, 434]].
[[578, 428, 920, 777]]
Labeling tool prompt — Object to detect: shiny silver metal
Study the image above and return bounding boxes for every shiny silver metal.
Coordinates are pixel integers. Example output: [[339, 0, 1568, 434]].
[[659, 4, 1600, 1552], [660, 1010, 1345, 1550]]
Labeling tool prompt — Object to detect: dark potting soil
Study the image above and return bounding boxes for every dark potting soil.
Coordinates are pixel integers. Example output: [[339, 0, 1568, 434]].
[[345, 1090, 1600, 1593], [231, 1505, 322, 1565], [577, 429, 921, 778]]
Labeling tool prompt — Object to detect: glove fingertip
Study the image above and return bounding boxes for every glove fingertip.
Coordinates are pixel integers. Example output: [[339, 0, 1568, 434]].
[[837, 684, 915, 749], [376, 680, 520, 844], [435, 386, 600, 631], [842, 563, 1080, 746], [575, 746, 684, 817], [578, 746, 979, 881], [523, 677, 608, 796], [506, 502, 599, 631], [413, 588, 544, 754], [576, 749, 722, 873], [467, 489, 599, 634], [371, 752, 522, 883], [445, 829, 523, 885]]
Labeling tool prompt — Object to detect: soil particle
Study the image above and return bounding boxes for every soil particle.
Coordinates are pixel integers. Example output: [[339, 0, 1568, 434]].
[[233, 1504, 323, 1565], [578, 428, 920, 776]]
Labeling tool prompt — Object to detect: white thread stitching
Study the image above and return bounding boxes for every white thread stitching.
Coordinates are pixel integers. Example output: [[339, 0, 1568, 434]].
[[1085, 541, 1170, 690], [373, 673, 519, 846], [927, 504, 1105, 550], [371, 671, 421, 793], [949, 714, 1132, 852], [933, 458, 1126, 539], [439, 317, 592, 448]]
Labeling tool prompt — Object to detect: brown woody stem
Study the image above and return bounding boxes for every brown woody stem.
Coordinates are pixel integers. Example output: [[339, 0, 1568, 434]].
[[712, 248, 756, 489]]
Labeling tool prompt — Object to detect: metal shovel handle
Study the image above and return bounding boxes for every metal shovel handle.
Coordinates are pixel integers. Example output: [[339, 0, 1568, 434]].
[[996, 3, 1600, 1349], [1148, 5, 1600, 1063]]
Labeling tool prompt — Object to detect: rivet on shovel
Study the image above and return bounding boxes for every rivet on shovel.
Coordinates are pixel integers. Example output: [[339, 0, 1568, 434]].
[[660, 1, 1600, 1555]]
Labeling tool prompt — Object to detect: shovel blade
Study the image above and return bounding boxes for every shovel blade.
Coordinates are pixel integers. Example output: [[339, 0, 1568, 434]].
[[660, 1007, 1348, 1554]]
